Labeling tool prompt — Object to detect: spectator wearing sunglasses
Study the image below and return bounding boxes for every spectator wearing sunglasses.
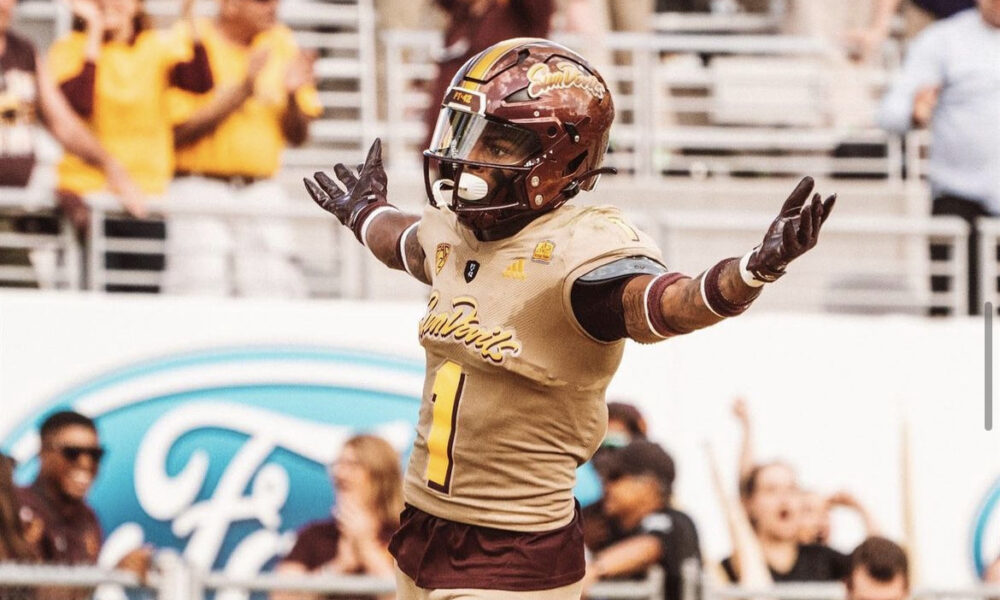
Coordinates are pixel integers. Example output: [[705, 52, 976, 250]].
[[17, 411, 150, 577]]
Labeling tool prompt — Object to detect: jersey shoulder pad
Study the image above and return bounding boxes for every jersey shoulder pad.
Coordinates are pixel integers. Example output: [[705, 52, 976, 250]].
[[576, 256, 667, 285]]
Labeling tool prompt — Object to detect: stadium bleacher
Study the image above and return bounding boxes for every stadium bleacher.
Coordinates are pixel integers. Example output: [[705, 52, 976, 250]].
[[0, 0, 976, 315]]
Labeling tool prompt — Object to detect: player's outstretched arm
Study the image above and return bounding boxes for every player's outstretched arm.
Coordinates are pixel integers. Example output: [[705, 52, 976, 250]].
[[304, 138, 429, 284], [620, 177, 835, 340]]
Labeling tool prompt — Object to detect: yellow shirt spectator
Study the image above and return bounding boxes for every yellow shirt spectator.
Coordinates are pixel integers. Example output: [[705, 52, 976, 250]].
[[49, 29, 204, 195], [170, 18, 322, 178]]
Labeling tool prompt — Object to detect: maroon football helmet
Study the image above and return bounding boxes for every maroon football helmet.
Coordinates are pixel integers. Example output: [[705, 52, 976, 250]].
[[424, 38, 616, 241]]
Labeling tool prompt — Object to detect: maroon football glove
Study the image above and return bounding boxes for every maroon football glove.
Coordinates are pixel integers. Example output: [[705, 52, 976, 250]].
[[304, 138, 391, 242], [744, 176, 836, 283]]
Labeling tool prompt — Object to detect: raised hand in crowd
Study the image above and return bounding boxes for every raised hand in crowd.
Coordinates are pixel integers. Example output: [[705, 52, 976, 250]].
[[706, 444, 771, 586], [827, 491, 879, 537], [65, 0, 103, 58], [332, 490, 393, 576], [732, 397, 755, 486]]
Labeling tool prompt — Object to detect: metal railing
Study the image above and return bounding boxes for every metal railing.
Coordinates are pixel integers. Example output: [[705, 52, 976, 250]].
[[681, 561, 1000, 600], [5, 561, 1000, 600], [646, 210, 968, 314], [0, 182, 975, 315], [0, 187, 81, 290], [0, 561, 665, 600], [974, 219, 1000, 313], [381, 29, 903, 180]]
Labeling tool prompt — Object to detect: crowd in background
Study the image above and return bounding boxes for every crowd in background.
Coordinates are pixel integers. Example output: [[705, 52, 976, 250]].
[[1, 0, 998, 304], [1, 403, 997, 599], [0, 0, 999, 597]]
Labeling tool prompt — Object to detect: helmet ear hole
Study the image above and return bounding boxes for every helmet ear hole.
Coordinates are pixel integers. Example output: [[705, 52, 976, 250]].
[[564, 151, 589, 176]]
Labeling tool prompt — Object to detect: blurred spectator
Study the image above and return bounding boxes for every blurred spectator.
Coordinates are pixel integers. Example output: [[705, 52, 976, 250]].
[[605, 401, 648, 449], [877, 1, 1000, 316], [732, 397, 755, 485], [423, 0, 554, 148], [163, 0, 321, 297], [16, 411, 150, 577], [47, 0, 213, 233], [0, 0, 139, 191], [585, 401, 650, 550], [734, 398, 877, 547], [844, 0, 975, 63], [272, 434, 402, 600], [0, 453, 37, 562], [1, 0, 141, 286], [797, 490, 831, 545], [721, 463, 850, 582], [799, 490, 879, 545], [779, 0, 877, 129], [605, 0, 654, 31], [583, 440, 700, 600], [655, 0, 710, 13], [845, 537, 909, 600]]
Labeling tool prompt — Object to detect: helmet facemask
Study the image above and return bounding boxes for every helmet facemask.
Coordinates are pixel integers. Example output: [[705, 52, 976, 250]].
[[423, 108, 546, 241]]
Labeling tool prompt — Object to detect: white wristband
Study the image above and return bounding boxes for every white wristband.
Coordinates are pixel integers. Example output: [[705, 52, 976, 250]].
[[739, 249, 767, 288], [358, 206, 397, 248]]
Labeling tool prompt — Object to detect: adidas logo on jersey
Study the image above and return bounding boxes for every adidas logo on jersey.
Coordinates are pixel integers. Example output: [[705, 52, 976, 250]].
[[503, 259, 527, 280]]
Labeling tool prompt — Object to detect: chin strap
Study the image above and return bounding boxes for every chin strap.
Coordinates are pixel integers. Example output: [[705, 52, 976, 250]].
[[561, 167, 618, 200], [430, 179, 455, 207]]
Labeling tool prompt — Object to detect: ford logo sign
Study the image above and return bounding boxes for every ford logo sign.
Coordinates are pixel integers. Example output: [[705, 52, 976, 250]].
[[1, 346, 423, 576]]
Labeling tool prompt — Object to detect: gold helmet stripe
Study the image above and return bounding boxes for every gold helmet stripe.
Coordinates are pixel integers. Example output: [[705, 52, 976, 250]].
[[459, 38, 534, 91]]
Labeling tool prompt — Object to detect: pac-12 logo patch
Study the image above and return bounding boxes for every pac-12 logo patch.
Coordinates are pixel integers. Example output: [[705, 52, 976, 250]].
[[435, 244, 451, 275], [532, 240, 556, 264], [464, 260, 480, 283]]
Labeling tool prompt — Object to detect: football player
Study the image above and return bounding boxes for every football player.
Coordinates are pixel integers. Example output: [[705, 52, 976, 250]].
[[304, 38, 835, 600]]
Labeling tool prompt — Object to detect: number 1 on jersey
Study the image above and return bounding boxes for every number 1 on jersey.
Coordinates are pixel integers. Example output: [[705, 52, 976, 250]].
[[426, 360, 465, 493]]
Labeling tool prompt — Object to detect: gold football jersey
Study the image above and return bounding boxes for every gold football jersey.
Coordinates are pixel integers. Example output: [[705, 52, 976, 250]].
[[403, 202, 664, 531]]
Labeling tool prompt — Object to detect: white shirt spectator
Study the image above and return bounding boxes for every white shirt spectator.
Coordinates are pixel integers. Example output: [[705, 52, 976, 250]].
[[877, 8, 1000, 212]]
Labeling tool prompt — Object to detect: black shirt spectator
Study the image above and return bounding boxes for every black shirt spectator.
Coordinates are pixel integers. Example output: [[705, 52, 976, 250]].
[[912, 0, 974, 18], [600, 507, 701, 600], [721, 544, 850, 583], [584, 441, 701, 600]]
